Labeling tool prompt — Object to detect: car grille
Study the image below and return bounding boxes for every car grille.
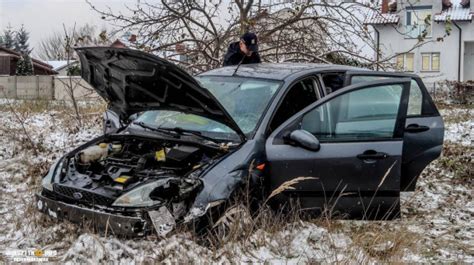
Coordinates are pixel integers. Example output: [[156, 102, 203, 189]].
[[53, 184, 114, 206]]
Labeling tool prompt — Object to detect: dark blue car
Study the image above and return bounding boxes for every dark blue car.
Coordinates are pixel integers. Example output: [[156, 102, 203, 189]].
[[36, 47, 444, 236]]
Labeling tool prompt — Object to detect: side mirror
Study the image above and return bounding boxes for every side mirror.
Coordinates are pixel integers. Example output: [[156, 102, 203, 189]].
[[288, 129, 320, 151]]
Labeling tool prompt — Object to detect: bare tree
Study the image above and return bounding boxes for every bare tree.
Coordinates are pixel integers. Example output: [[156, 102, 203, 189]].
[[53, 24, 97, 128], [36, 24, 111, 60], [85, 0, 382, 72], [85, 0, 447, 73], [0, 87, 39, 155]]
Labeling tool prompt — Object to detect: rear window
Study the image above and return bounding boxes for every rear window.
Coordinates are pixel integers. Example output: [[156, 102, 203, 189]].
[[349, 75, 438, 117]]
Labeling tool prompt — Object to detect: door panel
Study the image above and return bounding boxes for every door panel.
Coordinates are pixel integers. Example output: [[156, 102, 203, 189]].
[[266, 142, 402, 219], [265, 79, 411, 220], [344, 71, 444, 191], [402, 116, 444, 190]]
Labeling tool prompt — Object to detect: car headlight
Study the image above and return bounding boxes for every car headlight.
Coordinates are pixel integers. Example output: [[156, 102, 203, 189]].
[[112, 181, 164, 207], [42, 158, 63, 191]]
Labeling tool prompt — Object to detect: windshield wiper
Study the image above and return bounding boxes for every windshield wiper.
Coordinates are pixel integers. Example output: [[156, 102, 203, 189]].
[[159, 127, 221, 144], [133, 122, 221, 145], [132, 121, 180, 138]]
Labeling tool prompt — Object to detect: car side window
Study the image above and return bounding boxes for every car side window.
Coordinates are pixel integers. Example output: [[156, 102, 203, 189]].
[[301, 84, 403, 141], [321, 73, 345, 94], [351, 75, 423, 116], [350, 75, 390, 84], [269, 77, 320, 132], [407, 81, 422, 116]]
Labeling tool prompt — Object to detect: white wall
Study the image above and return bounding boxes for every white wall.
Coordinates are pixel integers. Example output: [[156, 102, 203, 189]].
[[0, 76, 99, 101], [54, 76, 99, 101]]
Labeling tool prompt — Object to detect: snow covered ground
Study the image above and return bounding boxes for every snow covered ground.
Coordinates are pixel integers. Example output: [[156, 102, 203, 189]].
[[0, 101, 472, 263]]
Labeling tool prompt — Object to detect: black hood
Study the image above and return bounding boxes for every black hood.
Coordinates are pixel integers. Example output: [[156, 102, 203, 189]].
[[76, 47, 245, 140]]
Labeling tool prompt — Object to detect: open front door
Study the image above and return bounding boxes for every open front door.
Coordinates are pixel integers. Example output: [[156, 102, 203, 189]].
[[344, 71, 444, 191], [265, 79, 411, 220]]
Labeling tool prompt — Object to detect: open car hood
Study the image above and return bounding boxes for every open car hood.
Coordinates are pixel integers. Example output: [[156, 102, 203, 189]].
[[76, 47, 245, 140]]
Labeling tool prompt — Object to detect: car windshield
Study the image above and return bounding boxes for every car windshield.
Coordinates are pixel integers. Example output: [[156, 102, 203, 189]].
[[133, 76, 281, 141]]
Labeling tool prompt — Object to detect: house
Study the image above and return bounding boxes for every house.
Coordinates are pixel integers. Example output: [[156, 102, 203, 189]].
[[365, 0, 473, 86], [0, 46, 57, 75], [45, 60, 80, 76]]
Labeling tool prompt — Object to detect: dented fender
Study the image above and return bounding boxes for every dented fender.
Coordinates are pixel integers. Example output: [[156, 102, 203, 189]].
[[186, 139, 265, 220]]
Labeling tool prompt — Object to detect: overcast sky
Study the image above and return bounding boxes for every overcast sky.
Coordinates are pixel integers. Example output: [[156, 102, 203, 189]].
[[0, 0, 135, 57]]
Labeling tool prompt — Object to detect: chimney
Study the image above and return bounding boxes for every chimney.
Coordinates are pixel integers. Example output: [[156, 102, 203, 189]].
[[388, 0, 397, 12], [442, 0, 452, 11], [381, 0, 389, 13]]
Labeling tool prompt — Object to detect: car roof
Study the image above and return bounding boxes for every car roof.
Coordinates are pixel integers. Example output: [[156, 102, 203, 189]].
[[198, 63, 369, 81]]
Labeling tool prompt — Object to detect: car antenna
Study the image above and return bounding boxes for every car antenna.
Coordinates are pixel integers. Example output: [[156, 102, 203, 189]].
[[232, 56, 245, 76]]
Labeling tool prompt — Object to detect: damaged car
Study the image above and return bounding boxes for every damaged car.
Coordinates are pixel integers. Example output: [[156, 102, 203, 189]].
[[36, 47, 444, 237]]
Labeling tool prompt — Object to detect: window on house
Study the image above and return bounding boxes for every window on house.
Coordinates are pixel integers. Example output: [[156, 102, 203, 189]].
[[396, 53, 414, 72], [406, 7, 432, 39], [421, 53, 440, 72]]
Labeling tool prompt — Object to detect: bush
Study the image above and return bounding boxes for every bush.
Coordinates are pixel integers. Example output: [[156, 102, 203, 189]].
[[445, 80, 474, 104], [438, 144, 473, 184]]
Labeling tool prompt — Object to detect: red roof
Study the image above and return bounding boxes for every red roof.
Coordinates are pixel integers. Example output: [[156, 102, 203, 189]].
[[0, 46, 58, 74]]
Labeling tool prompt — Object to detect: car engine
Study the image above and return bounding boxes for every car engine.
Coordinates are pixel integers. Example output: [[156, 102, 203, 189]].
[[50, 136, 227, 209]]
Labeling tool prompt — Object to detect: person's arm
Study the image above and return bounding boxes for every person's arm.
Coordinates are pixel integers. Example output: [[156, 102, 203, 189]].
[[253, 52, 261, 64], [223, 53, 232, 66], [223, 43, 237, 66]]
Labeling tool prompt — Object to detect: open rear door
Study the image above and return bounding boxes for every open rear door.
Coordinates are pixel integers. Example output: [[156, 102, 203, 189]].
[[344, 71, 444, 191], [265, 79, 411, 220]]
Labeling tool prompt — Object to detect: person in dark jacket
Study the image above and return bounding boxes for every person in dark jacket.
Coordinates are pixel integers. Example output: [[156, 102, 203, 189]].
[[223, 32, 261, 66]]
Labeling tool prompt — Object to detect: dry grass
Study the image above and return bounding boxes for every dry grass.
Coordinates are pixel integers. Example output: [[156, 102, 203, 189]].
[[0, 99, 104, 154], [0, 99, 106, 114], [349, 223, 419, 262], [441, 108, 473, 124], [434, 100, 474, 111], [265, 176, 316, 203], [200, 175, 313, 254], [438, 143, 473, 185], [5, 99, 467, 262], [193, 163, 418, 263]]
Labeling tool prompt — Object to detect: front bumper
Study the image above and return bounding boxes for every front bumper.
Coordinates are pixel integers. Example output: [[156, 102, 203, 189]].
[[36, 193, 151, 237]]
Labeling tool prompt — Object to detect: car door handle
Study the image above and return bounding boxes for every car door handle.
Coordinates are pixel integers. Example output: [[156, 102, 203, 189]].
[[357, 150, 388, 160], [405, 124, 430, 133]]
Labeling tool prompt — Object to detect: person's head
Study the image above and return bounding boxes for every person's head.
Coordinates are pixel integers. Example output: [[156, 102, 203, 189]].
[[239, 32, 258, 57]]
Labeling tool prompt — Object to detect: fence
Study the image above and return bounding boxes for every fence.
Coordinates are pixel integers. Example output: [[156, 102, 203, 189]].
[[0, 75, 98, 101]]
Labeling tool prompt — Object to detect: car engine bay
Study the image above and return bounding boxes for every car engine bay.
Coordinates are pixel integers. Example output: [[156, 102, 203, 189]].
[[50, 135, 228, 210]]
